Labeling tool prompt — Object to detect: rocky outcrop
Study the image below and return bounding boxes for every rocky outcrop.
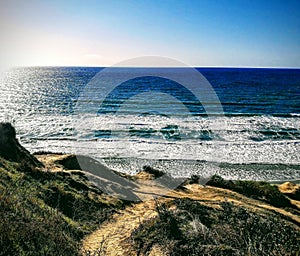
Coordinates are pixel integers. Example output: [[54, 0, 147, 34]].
[[0, 123, 43, 167]]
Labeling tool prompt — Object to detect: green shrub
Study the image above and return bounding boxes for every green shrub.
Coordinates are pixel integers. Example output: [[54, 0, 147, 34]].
[[235, 180, 292, 207], [206, 175, 235, 189], [142, 165, 165, 178], [206, 175, 292, 208]]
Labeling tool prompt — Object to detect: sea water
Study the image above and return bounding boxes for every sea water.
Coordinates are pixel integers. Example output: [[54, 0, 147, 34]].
[[1, 67, 299, 181]]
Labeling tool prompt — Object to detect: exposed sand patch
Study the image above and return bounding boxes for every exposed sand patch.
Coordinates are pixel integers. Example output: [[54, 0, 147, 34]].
[[279, 181, 300, 195], [35, 154, 73, 172]]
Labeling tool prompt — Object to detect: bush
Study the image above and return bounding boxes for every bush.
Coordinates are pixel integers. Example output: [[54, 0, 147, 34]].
[[235, 180, 292, 207], [206, 175, 292, 208], [142, 165, 165, 178], [206, 175, 235, 189]]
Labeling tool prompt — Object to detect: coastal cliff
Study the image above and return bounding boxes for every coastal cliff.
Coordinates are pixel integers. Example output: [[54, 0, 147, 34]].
[[0, 123, 299, 256], [0, 123, 43, 168]]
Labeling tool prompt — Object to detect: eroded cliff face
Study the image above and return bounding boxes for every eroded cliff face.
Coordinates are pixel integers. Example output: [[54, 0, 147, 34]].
[[0, 122, 43, 167]]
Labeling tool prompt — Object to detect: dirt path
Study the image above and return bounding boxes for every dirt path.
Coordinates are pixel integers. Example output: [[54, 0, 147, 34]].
[[82, 199, 162, 256]]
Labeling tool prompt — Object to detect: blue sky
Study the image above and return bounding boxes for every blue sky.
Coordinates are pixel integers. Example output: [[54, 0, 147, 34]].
[[0, 0, 299, 69]]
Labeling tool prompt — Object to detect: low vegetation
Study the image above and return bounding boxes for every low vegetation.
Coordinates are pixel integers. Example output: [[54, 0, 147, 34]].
[[131, 198, 300, 256], [0, 156, 125, 256], [206, 174, 292, 208]]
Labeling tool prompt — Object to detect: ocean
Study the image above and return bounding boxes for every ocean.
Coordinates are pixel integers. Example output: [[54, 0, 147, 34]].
[[1, 67, 300, 182]]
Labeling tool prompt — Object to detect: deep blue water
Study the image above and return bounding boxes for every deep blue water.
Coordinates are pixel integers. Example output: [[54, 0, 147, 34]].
[[201, 68, 300, 117], [0, 67, 299, 181], [2, 67, 299, 116]]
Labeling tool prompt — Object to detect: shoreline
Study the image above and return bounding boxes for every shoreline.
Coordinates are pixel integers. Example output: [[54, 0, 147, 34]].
[[32, 150, 300, 184]]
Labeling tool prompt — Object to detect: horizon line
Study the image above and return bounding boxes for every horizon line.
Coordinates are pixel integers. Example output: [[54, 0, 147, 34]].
[[9, 65, 300, 69]]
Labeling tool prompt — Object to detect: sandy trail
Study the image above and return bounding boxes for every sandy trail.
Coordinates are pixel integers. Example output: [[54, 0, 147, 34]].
[[82, 199, 160, 256]]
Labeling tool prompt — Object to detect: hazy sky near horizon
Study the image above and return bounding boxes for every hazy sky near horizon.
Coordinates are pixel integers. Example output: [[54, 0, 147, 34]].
[[0, 0, 299, 70]]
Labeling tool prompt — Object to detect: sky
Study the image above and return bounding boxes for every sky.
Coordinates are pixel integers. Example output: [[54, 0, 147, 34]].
[[0, 0, 299, 71]]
